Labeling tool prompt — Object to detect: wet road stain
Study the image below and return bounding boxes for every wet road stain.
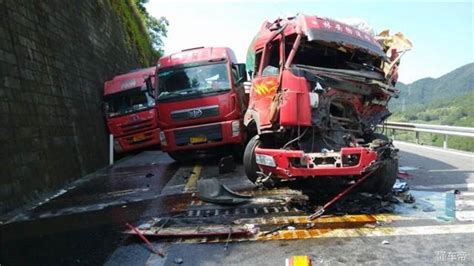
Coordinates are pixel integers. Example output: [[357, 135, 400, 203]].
[[0, 152, 179, 266]]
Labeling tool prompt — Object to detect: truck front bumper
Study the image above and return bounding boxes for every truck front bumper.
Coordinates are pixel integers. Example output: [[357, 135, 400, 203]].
[[255, 146, 378, 179], [160, 120, 244, 152], [115, 128, 160, 153]]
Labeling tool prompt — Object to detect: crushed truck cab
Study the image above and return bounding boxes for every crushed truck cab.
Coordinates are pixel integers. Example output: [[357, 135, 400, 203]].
[[244, 15, 411, 194], [155, 47, 248, 162], [103, 67, 160, 153]]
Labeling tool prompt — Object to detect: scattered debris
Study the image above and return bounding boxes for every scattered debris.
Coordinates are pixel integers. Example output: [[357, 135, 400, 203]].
[[197, 178, 252, 205], [397, 171, 410, 179], [381, 240, 390, 245], [364, 223, 377, 228], [125, 223, 165, 257], [309, 170, 376, 220], [145, 173, 154, 178], [262, 222, 295, 236], [399, 193, 416, 203], [218, 155, 236, 174], [138, 223, 152, 230], [125, 221, 258, 238], [392, 179, 409, 193], [224, 228, 232, 250], [398, 166, 416, 179], [173, 258, 183, 264], [454, 189, 461, 195]]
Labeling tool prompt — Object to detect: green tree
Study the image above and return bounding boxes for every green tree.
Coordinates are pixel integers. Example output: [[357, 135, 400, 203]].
[[134, 0, 169, 57]]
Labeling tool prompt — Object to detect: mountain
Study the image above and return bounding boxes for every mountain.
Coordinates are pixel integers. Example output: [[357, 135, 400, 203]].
[[388, 63, 474, 151], [390, 63, 474, 112]]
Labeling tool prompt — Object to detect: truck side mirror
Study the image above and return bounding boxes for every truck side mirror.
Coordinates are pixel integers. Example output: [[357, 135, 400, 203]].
[[233, 63, 248, 84], [145, 76, 155, 98]]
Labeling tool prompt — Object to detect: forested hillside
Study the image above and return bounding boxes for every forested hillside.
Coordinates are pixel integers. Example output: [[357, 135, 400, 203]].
[[389, 63, 474, 151], [390, 63, 473, 112]]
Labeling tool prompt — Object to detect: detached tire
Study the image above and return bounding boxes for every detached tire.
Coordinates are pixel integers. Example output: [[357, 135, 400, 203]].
[[362, 157, 398, 195], [243, 135, 260, 183]]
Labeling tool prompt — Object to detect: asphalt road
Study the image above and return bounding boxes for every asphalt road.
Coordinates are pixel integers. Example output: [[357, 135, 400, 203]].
[[1, 141, 473, 265]]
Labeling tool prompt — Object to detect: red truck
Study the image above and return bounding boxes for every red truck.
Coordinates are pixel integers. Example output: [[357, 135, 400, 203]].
[[155, 47, 248, 162], [103, 67, 160, 154], [243, 15, 411, 194]]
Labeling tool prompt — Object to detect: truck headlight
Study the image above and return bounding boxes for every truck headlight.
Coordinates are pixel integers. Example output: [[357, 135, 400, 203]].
[[231, 120, 240, 137], [159, 131, 167, 145], [255, 154, 276, 167]]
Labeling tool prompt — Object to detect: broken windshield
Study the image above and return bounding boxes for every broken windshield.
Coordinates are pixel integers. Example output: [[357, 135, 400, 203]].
[[157, 62, 230, 101], [104, 86, 155, 118], [288, 36, 384, 75]]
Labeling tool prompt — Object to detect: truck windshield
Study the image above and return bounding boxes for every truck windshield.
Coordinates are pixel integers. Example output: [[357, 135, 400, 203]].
[[157, 62, 230, 101], [104, 87, 155, 117], [289, 37, 384, 74]]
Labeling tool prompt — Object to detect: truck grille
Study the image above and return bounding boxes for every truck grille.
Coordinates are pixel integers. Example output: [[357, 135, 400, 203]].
[[120, 118, 154, 135], [171, 105, 219, 121], [174, 124, 222, 146]]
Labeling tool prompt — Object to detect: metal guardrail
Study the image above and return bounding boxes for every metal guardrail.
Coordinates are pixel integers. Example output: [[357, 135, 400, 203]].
[[378, 121, 474, 149]]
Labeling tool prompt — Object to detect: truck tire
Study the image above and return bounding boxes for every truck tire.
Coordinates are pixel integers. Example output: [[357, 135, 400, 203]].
[[365, 157, 398, 195], [360, 132, 397, 195], [168, 151, 195, 163], [243, 135, 260, 183]]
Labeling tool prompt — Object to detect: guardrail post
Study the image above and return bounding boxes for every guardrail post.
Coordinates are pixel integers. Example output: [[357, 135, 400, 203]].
[[443, 134, 448, 149], [415, 132, 419, 144], [392, 129, 396, 140], [109, 134, 114, 165]]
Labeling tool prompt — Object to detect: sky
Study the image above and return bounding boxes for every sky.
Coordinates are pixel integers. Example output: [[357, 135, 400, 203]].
[[146, 0, 473, 83]]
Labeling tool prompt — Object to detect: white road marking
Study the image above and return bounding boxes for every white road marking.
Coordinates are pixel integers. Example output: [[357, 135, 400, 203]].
[[456, 211, 474, 221], [428, 169, 473, 173], [456, 192, 474, 221], [412, 183, 474, 190], [456, 199, 474, 208]]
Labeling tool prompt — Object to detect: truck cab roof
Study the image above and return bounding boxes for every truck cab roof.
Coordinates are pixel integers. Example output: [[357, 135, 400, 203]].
[[104, 66, 156, 96], [157, 47, 237, 69], [250, 14, 386, 58]]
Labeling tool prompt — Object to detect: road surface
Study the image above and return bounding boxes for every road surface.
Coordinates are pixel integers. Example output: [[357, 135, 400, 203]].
[[1, 141, 473, 265]]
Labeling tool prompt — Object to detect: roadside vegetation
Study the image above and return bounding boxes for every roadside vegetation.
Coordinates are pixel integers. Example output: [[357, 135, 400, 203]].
[[110, 0, 168, 66], [389, 91, 474, 152]]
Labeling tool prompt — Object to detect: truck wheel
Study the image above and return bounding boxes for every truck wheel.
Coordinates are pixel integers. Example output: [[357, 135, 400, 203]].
[[360, 132, 397, 195], [243, 135, 260, 183], [168, 151, 194, 163], [362, 157, 398, 195]]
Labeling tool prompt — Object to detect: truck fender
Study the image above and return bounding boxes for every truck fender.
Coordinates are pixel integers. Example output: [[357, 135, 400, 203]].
[[244, 109, 261, 135]]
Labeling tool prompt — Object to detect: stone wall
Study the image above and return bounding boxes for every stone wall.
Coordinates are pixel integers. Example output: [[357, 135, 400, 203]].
[[0, 0, 148, 214]]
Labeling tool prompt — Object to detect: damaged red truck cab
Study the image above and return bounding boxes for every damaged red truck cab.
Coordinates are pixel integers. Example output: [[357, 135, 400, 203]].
[[103, 67, 160, 153], [155, 47, 248, 162], [244, 15, 410, 194]]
